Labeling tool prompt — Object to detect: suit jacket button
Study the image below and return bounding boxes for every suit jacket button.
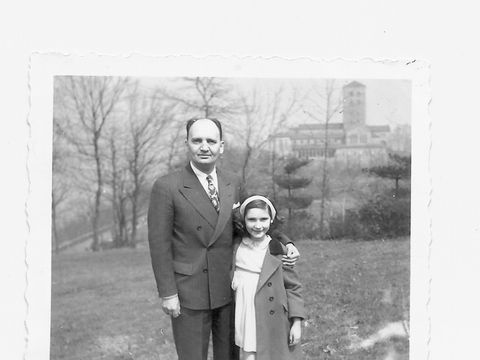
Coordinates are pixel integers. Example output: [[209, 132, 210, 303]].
[[197, 226, 202, 231], [267, 282, 272, 287], [269, 310, 275, 315], [203, 269, 208, 273], [269, 296, 274, 301]]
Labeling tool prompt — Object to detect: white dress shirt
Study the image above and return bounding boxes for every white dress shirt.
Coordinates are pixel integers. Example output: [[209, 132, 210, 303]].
[[189, 162, 219, 197]]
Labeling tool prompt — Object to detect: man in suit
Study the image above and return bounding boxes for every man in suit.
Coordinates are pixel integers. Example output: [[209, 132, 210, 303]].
[[148, 118, 299, 360]]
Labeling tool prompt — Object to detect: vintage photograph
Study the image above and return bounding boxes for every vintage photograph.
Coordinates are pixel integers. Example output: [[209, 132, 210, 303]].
[[51, 75, 411, 360]]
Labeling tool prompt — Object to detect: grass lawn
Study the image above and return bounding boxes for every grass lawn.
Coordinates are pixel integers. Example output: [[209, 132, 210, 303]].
[[51, 238, 409, 360]]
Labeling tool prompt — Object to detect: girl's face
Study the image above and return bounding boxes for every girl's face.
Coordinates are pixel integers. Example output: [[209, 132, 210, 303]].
[[245, 207, 271, 241]]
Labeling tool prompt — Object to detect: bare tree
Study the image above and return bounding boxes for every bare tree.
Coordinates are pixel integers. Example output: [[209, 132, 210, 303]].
[[237, 90, 258, 184], [165, 120, 185, 172], [161, 77, 235, 118], [105, 128, 129, 248], [304, 80, 343, 238], [55, 76, 129, 251], [270, 141, 279, 203], [235, 86, 301, 190], [51, 121, 69, 254], [124, 83, 178, 246]]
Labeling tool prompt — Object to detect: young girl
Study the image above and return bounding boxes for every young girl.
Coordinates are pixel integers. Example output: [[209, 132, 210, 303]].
[[232, 195, 305, 360]]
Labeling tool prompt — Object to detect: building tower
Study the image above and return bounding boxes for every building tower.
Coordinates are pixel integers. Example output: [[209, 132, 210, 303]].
[[343, 81, 366, 130]]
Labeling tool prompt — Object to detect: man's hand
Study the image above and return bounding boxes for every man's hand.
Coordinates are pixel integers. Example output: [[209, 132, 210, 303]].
[[161, 294, 181, 318], [289, 318, 302, 346], [282, 243, 300, 267]]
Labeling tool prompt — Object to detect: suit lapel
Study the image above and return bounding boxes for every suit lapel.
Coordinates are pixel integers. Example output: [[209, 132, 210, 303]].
[[178, 165, 218, 229], [208, 169, 235, 246], [256, 250, 282, 293]]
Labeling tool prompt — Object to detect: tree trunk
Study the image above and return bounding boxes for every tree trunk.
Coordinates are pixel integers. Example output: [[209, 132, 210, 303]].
[[319, 83, 334, 239], [128, 158, 141, 248], [270, 146, 278, 203], [287, 174, 292, 221], [319, 182, 326, 238], [92, 197, 100, 251], [319, 132, 329, 239], [112, 205, 120, 247], [91, 134, 103, 252], [111, 143, 119, 247], [130, 197, 138, 248], [119, 199, 127, 246], [241, 145, 252, 186], [110, 135, 125, 248]]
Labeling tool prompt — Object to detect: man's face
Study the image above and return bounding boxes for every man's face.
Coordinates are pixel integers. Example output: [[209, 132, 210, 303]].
[[186, 119, 224, 172]]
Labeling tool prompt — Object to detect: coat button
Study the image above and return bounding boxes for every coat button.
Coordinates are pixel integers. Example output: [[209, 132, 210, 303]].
[[267, 282, 272, 287], [269, 310, 275, 315], [203, 269, 208, 273], [197, 226, 202, 231], [269, 296, 274, 301]]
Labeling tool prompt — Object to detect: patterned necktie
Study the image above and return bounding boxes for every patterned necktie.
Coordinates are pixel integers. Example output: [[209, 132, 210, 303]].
[[206, 175, 220, 212]]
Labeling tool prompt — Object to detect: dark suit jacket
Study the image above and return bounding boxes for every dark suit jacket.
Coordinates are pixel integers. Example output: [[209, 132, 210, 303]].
[[148, 164, 245, 310]]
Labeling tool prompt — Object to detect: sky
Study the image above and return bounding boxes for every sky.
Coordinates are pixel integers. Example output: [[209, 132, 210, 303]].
[[140, 77, 411, 129], [230, 77, 411, 127], [357, 79, 411, 126]]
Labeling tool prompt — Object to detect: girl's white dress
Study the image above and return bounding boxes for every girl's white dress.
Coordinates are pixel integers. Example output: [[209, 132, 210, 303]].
[[232, 235, 271, 352]]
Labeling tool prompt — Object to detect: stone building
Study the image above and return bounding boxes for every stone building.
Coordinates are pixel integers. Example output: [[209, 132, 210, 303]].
[[269, 81, 391, 166]]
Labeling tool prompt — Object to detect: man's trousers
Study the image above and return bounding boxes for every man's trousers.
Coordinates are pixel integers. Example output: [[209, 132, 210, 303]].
[[171, 302, 238, 360]]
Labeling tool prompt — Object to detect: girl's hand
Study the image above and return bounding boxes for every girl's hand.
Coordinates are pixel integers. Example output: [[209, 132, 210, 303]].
[[289, 319, 302, 346], [231, 270, 243, 291]]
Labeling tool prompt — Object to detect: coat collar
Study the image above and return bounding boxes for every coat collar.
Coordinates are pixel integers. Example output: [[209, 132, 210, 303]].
[[256, 249, 282, 292], [255, 239, 286, 292]]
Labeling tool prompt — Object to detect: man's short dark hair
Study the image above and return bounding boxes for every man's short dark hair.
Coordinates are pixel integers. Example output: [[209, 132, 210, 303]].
[[186, 117, 223, 140]]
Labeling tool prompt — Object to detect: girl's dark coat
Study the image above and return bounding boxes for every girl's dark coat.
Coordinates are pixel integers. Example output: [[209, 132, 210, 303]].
[[232, 239, 305, 360]]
